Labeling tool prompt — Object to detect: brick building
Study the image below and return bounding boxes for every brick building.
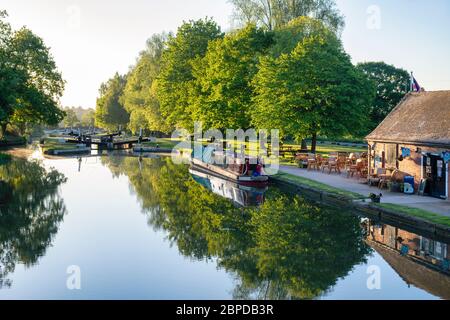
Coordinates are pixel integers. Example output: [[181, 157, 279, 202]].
[[366, 91, 450, 200]]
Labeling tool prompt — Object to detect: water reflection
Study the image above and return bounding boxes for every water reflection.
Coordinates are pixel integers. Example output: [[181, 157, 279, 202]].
[[0, 159, 67, 289], [189, 167, 266, 207], [101, 156, 371, 299], [1, 155, 449, 299], [363, 220, 450, 299]]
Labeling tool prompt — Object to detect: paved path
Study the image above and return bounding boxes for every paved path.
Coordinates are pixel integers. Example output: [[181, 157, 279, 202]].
[[279, 165, 450, 217]]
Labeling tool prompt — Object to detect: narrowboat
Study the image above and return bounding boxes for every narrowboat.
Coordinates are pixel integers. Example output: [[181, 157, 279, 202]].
[[190, 154, 269, 187]]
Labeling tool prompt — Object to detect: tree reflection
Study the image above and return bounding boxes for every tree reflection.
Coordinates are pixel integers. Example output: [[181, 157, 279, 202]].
[[101, 156, 370, 299], [0, 159, 67, 289]]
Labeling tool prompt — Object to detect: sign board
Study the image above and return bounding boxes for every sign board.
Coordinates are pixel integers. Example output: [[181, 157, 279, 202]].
[[418, 178, 427, 196], [401, 147, 411, 158], [443, 151, 450, 163]]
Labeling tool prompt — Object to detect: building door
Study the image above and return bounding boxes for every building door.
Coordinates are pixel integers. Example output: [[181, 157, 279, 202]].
[[423, 154, 447, 199]]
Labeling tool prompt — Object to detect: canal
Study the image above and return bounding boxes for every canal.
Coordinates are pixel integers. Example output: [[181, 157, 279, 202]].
[[0, 154, 449, 299]]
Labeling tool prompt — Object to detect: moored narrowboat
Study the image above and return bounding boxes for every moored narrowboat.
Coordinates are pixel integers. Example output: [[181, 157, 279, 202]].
[[190, 156, 269, 187]]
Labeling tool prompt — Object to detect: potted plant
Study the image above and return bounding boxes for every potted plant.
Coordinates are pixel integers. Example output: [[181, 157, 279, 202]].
[[369, 193, 382, 203]]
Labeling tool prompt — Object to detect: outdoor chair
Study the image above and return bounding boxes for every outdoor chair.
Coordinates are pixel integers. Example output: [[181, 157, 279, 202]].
[[347, 159, 365, 179], [314, 154, 324, 171], [295, 153, 309, 168], [344, 157, 353, 171], [359, 159, 369, 178], [368, 168, 386, 186], [320, 156, 329, 173], [347, 162, 358, 178], [306, 154, 317, 171], [338, 154, 348, 170], [326, 156, 340, 174]]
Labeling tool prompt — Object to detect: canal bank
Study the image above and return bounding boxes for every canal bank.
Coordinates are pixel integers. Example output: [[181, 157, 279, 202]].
[[272, 167, 450, 240]]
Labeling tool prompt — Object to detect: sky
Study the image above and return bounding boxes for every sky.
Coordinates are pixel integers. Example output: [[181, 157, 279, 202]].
[[1, 0, 450, 109]]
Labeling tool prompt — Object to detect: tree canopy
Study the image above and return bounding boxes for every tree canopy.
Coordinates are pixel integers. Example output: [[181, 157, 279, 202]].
[[157, 18, 224, 130], [229, 0, 344, 32], [0, 10, 65, 138], [62, 108, 80, 128], [95, 73, 129, 131], [80, 109, 95, 127], [93, 13, 408, 146], [121, 33, 170, 134], [190, 24, 273, 130], [357, 62, 410, 131], [251, 17, 374, 151]]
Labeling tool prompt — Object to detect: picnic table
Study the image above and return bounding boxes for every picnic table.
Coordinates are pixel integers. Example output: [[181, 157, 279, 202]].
[[271, 146, 303, 160]]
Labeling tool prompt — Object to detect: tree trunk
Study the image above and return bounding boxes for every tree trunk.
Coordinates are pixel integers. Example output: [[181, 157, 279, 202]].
[[0, 123, 7, 139], [311, 132, 318, 154]]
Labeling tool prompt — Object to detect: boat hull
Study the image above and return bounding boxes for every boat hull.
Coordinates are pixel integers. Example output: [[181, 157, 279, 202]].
[[191, 158, 268, 186]]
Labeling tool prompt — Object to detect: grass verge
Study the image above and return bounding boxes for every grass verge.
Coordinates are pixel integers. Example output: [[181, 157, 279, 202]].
[[373, 203, 450, 228], [40, 138, 83, 154], [0, 135, 26, 147], [273, 171, 366, 200], [141, 138, 181, 149]]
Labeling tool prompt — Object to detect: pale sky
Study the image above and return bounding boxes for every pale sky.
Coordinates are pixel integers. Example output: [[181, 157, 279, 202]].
[[2, 0, 450, 108]]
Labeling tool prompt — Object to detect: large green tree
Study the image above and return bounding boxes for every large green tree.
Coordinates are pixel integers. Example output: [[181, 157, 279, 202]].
[[62, 108, 80, 128], [80, 109, 96, 127], [0, 10, 65, 138], [190, 24, 273, 130], [121, 34, 170, 134], [230, 0, 344, 32], [157, 18, 223, 130], [251, 17, 374, 152], [357, 62, 410, 131], [95, 73, 129, 131]]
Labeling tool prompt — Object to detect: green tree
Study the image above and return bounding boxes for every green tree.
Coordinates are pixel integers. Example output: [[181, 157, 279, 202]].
[[121, 34, 170, 134], [251, 17, 374, 152], [95, 73, 129, 131], [230, 0, 344, 32], [0, 11, 65, 138], [190, 24, 273, 130], [80, 109, 96, 127], [62, 109, 80, 128], [157, 18, 223, 130], [357, 62, 410, 131]]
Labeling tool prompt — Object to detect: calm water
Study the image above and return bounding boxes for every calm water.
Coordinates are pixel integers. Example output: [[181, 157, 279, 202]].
[[0, 154, 449, 300]]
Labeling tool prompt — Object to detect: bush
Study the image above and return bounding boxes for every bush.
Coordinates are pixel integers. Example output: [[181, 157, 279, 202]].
[[0, 153, 12, 164]]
